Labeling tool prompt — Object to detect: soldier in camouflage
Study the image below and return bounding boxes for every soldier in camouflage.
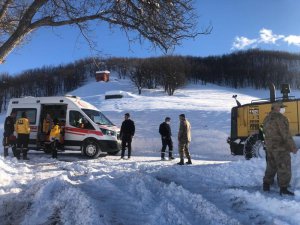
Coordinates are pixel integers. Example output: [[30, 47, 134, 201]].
[[263, 101, 298, 195], [177, 114, 192, 165]]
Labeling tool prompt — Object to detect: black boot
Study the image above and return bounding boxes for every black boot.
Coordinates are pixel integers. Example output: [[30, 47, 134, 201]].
[[22, 149, 29, 160], [52, 141, 58, 158], [161, 152, 165, 160], [177, 159, 184, 165], [169, 152, 174, 160], [263, 183, 270, 192], [15, 148, 21, 160], [280, 187, 294, 196], [186, 157, 192, 165], [52, 149, 57, 159], [12, 146, 17, 158], [3, 147, 8, 158], [128, 148, 131, 159], [120, 149, 125, 159]]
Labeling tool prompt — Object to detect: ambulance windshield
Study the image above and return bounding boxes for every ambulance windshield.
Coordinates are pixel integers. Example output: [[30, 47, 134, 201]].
[[82, 109, 114, 126]]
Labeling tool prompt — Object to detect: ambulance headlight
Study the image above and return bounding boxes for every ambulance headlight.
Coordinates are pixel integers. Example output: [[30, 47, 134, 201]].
[[100, 128, 116, 136]]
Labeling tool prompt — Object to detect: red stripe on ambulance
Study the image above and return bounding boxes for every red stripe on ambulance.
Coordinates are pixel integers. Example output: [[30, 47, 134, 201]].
[[65, 127, 103, 136], [30, 126, 38, 131]]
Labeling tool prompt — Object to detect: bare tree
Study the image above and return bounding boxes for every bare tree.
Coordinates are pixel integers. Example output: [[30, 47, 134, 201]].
[[160, 56, 186, 95], [130, 60, 145, 95], [0, 0, 211, 64]]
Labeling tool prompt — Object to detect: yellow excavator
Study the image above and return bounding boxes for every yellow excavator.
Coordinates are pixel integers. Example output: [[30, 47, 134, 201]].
[[227, 83, 300, 159]]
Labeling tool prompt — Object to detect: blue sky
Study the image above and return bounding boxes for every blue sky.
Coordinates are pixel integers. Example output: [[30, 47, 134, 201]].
[[1, 0, 300, 75]]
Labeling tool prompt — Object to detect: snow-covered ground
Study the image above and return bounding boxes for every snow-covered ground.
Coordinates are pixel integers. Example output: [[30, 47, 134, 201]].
[[1, 77, 300, 225]]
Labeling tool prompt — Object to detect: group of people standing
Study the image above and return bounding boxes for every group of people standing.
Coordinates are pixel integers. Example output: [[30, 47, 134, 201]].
[[3, 112, 62, 160], [3, 110, 192, 165], [120, 113, 192, 165], [158, 114, 192, 165], [119, 104, 299, 195]]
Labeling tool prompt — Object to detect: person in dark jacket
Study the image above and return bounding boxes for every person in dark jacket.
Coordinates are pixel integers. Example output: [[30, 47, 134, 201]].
[[159, 117, 174, 160], [120, 113, 135, 159], [3, 111, 17, 158]]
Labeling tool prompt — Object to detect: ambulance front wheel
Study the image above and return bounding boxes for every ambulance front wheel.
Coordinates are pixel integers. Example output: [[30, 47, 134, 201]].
[[83, 140, 101, 158]]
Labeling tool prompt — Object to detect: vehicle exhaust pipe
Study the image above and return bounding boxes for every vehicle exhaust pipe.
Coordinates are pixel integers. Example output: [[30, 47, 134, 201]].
[[281, 84, 290, 100], [269, 82, 276, 102], [232, 95, 241, 107]]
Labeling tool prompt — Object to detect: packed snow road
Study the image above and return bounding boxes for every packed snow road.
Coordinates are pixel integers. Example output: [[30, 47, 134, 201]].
[[2, 80, 300, 225], [2, 153, 300, 225]]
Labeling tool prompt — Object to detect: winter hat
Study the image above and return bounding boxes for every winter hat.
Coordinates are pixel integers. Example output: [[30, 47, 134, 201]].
[[272, 101, 286, 109], [125, 113, 130, 117], [165, 117, 171, 122], [179, 114, 185, 118]]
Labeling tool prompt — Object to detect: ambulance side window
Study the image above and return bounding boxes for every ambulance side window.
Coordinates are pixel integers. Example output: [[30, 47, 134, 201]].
[[12, 108, 37, 125], [69, 110, 94, 130]]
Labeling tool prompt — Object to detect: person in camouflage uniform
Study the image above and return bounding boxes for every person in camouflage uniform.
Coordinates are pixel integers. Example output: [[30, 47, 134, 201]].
[[177, 114, 192, 165], [263, 101, 298, 195]]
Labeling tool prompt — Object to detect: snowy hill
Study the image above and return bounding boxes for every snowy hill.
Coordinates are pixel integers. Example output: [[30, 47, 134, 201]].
[[1, 77, 300, 225]]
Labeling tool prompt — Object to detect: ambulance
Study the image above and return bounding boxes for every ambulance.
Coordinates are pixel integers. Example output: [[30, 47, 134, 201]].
[[7, 95, 121, 158]]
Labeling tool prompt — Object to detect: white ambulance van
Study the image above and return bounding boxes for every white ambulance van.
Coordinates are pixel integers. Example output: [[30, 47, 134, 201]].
[[7, 95, 121, 158]]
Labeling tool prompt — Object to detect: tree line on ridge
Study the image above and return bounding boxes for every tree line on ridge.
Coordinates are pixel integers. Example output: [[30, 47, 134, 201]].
[[1, 49, 300, 112]]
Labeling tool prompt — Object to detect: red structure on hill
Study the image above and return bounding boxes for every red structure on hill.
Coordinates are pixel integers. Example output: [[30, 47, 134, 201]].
[[95, 70, 110, 82]]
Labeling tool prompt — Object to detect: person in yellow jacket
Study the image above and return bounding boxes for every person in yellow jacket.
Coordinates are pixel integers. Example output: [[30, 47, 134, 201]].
[[49, 118, 61, 158], [15, 111, 30, 160]]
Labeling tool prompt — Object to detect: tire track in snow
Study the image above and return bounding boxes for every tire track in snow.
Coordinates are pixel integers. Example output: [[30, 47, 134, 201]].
[[224, 188, 300, 225], [20, 175, 104, 225], [143, 160, 300, 225], [62, 160, 241, 225], [0, 158, 103, 225]]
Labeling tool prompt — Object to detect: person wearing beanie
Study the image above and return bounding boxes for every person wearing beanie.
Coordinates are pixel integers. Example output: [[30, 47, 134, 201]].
[[177, 114, 192, 165], [159, 117, 174, 160]]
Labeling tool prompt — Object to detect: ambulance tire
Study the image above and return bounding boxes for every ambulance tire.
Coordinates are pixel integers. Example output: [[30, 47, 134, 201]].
[[83, 139, 101, 158]]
